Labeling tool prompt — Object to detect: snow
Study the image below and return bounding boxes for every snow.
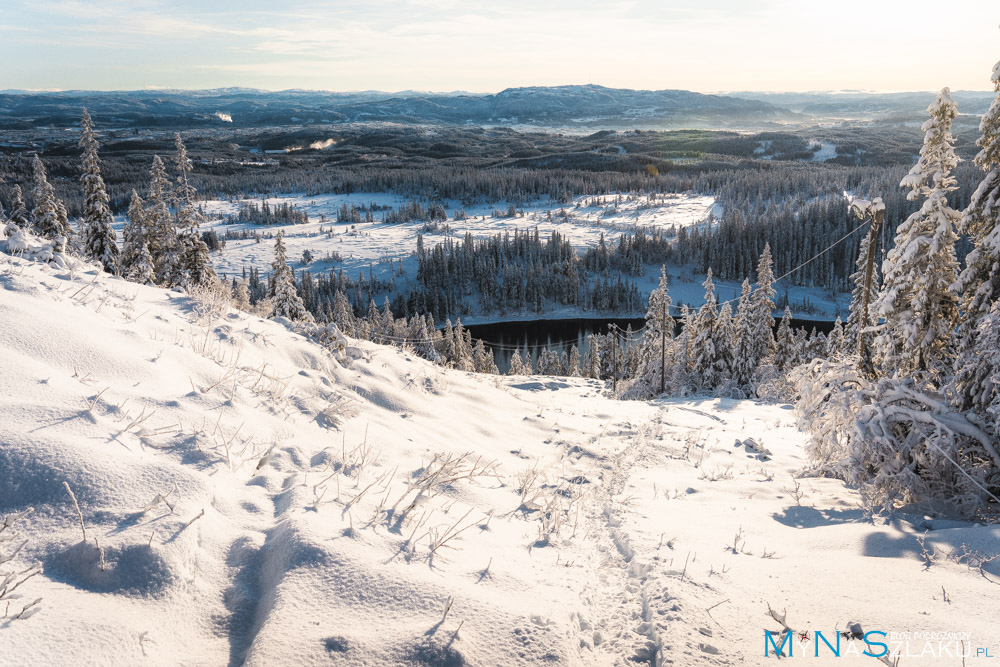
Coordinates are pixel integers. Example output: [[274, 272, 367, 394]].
[[1, 237, 997, 664], [808, 141, 838, 162], [199, 192, 718, 278], [191, 192, 846, 322]]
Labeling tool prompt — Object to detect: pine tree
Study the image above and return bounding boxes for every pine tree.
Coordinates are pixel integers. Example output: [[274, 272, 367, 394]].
[[953, 61, 1000, 412], [79, 108, 119, 274], [269, 233, 311, 321], [30, 155, 71, 250], [875, 88, 961, 382], [120, 190, 155, 284]]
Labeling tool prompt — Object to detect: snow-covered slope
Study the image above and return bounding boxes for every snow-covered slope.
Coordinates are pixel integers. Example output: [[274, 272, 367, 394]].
[[0, 249, 997, 665]]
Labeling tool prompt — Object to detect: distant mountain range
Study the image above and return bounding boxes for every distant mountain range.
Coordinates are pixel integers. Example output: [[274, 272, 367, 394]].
[[0, 85, 994, 131], [726, 90, 997, 117]]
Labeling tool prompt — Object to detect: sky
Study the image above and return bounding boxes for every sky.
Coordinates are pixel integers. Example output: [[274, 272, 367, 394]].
[[1, 0, 999, 93]]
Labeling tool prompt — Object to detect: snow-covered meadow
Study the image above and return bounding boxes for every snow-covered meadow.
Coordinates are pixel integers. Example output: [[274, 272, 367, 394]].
[[1, 240, 997, 666], [194, 192, 850, 323]]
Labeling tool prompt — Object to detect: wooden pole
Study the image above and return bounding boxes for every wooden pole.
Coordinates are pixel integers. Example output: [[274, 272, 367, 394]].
[[858, 207, 884, 376]]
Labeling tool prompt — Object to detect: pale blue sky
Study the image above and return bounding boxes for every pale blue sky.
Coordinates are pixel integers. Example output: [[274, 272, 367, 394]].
[[1, 0, 998, 92]]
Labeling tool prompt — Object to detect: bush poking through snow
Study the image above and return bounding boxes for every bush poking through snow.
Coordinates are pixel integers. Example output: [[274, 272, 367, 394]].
[[0, 508, 42, 620]]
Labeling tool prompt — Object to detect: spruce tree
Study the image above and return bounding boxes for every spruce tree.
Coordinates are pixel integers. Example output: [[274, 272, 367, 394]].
[[173, 134, 215, 286], [120, 190, 155, 284], [714, 301, 734, 385], [953, 62, 1000, 412], [269, 232, 311, 321], [568, 345, 582, 377], [30, 155, 71, 250], [145, 155, 184, 285], [773, 307, 795, 371], [731, 278, 756, 387], [691, 269, 719, 389], [845, 207, 883, 357], [584, 334, 601, 379], [509, 350, 527, 375], [79, 109, 119, 274], [826, 316, 845, 358], [8, 185, 29, 231], [875, 88, 961, 382], [750, 244, 776, 366]]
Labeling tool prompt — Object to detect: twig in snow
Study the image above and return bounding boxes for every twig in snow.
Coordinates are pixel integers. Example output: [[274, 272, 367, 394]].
[[64, 481, 87, 542]]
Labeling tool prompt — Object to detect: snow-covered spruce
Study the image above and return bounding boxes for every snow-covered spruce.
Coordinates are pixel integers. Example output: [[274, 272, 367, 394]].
[[875, 89, 961, 384], [78, 108, 119, 275]]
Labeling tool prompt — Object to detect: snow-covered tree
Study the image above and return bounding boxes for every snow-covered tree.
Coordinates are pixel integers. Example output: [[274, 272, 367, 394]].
[[232, 277, 252, 312], [173, 133, 196, 206], [508, 351, 526, 376], [7, 185, 29, 232], [953, 62, 1000, 412], [773, 307, 795, 371], [537, 348, 562, 375], [713, 301, 734, 388], [875, 88, 961, 383], [145, 156, 184, 285], [730, 278, 757, 387], [691, 269, 720, 389], [795, 358, 1000, 516], [826, 317, 845, 358], [30, 155, 71, 250], [78, 109, 119, 274], [269, 232, 311, 321], [567, 345, 582, 377], [120, 190, 155, 284], [451, 319, 474, 371], [172, 134, 215, 286], [625, 266, 674, 397], [584, 334, 601, 379], [751, 243, 776, 363], [473, 340, 499, 374], [844, 204, 882, 359]]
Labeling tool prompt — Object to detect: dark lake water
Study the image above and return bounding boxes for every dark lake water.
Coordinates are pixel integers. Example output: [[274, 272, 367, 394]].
[[465, 315, 835, 374]]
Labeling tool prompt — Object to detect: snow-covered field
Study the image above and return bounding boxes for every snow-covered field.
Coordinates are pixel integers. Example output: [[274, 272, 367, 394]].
[[1, 244, 997, 665], [199, 192, 718, 280], [194, 192, 849, 322]]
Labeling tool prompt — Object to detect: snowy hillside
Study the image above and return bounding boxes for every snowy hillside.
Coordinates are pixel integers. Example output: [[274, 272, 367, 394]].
[[1, 247, 997, 665]]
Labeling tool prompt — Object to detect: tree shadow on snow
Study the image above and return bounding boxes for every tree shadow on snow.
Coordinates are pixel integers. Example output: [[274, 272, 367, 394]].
[[771, 505, 866, 529], [508, 380, 573, 392]]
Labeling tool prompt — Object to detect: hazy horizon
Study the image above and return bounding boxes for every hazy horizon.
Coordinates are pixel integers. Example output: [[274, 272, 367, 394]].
[[2, 0, 999, 93], [3, 84, 998, 96]]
